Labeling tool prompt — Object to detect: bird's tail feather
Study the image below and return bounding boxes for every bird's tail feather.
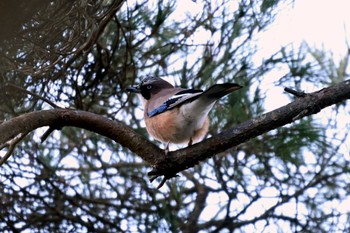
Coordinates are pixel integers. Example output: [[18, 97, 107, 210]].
[[202, 83, 242, 99], [179, 83, 243, 125]]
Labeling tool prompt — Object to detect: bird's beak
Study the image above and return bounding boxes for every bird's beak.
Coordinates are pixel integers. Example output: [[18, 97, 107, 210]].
[[126, 86, 141, 93]]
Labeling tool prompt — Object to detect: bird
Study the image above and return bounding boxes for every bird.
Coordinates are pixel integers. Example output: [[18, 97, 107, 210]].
[[127, 76, 242, 152]]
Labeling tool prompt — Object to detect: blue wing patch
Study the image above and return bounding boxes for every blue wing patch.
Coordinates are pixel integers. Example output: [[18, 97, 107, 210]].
[[147, 89, 203, 118], [148, 104, 168, 117], [148, 96, 181, 117]]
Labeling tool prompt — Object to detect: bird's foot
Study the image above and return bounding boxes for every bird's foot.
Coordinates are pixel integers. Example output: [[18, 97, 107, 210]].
[[164, 142, 170, 155], [188, 138, 193, 147]]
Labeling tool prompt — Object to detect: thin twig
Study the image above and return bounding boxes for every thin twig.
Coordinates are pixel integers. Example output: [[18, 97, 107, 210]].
[[0, 132, 29, 167], [40, 124, 64, 143], [284, 87, 306, 97], [7, 83, 60, 108], [149, 171, 179, 189]]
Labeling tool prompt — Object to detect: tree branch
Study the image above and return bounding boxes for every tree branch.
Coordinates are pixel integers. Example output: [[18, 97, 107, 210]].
[[148, 80, 350, 182], [0, 108, 163, 165], [0, 132, 29, 166], [0, 80, 349, 185]]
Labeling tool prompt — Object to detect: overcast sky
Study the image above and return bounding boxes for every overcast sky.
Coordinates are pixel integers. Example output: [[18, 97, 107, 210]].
[[256, 0, 350, 110], [172, 0, 350, 229], [277, 0, 350, 54]]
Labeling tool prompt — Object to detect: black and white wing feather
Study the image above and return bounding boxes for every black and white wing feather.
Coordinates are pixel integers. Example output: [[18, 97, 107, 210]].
[[148, 89, 203, 117]]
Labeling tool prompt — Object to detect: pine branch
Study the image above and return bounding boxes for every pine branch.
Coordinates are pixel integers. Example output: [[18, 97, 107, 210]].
[[0, 80, 349, 187], [147, 80, 350, 187]]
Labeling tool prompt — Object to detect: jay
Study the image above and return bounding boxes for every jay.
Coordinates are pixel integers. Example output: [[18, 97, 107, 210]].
[[127, 76, 242, 151]]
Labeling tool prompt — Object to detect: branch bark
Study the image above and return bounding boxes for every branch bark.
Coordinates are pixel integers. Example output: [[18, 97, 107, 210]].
[[1, 80, 349, 185], [148, 80, 350, 180], [0, 109, 163, 165]]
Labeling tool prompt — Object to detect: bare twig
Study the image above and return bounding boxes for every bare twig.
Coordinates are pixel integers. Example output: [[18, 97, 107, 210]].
[[7, 83, 60, 108], [284, 87, 306, 97], [149, 172, 179, 189], [40, 124, 65, 143], [0, 132, 29, 167], [284, 87, 322, 120]]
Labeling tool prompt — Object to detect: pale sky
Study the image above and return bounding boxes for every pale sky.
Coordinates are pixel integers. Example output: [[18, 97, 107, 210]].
[[173, 0, 350, 230], [260, 0, 350, 55], [257, 0, 350, 110]]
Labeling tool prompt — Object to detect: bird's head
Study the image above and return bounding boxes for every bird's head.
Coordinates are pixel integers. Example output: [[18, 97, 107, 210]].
[[127, 76, 174, 100]]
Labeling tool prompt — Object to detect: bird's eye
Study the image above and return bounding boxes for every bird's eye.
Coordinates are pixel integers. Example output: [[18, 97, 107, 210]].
[[147, 85, 152, 89]]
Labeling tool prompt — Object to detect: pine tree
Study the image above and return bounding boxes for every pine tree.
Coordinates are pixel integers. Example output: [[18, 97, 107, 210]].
[[0, 0, 349, 232]]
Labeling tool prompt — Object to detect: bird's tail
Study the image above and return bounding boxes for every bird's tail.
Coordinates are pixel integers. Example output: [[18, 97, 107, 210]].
[[202, 83, 243, 99], [182, 83, 242, 118], [180, 83, 243, 128]]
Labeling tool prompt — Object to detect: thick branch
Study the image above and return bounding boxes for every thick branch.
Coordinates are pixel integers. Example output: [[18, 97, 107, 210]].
[[0, 81, 349, 182], [148, 80, 350, 179], [0, 109, 163, 165]]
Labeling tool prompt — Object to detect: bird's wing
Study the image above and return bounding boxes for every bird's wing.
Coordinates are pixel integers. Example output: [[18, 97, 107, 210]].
[[148, 89, 203, 117], [147, 83, 242, 118]]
